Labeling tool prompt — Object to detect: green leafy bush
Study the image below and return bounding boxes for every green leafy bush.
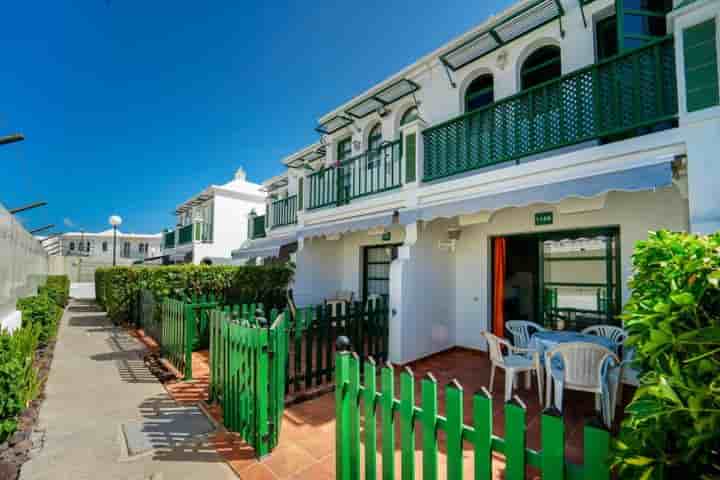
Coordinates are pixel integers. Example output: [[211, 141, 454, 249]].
[[44, 275, 70, 307], [95, 264, 294, 322], [613, 230, 720, 479], [17, 292, 62, 344], [0, 323, 40, 442]]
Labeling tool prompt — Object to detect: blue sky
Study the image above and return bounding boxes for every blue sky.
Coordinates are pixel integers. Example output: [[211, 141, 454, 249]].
[[2, 1, 511, 234]]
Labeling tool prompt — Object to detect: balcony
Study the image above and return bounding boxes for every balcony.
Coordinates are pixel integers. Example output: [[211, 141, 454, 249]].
[[163, 230, 175, 249], [178, 224, 194, 245], [270, 195, 297, 228], [251, 214, 266, 239], [163, 222, 212, 248], [423, 37, 678, 182], [308, 139, 402, 210]]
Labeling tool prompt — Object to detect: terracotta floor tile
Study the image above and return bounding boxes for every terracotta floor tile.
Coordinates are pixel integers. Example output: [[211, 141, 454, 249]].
[[290, 460, 334, 480], [241, 463, 279, 480], [261, 442, 318, 479]]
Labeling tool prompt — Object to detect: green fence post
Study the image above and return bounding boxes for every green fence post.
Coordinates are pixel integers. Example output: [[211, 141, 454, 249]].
[[256, 326, 270, 457], [505, 399, 527, 480], [541, 408, 564, 479], [336, 337, 352, 480], [583, 419, 610, 480], [473, 388, 493, 480], [365, 359, 378, 480], [381, 362, 395, 480], [400, 367, 415, 480], [184, 303, 194, 380], [421, 374, 438, 480], [348, 352, 361, 480], [446, 380, 464, 480]]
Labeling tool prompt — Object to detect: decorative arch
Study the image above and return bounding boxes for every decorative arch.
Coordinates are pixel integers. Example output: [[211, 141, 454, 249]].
[[392, 101, 419, 136], [457, 67, 494, 113], [463, 74, 495, 113], [365, 121, 383, 150], [515, 38, 562, 91]]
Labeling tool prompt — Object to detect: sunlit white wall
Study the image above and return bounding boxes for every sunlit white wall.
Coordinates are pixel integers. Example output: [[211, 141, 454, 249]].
[[0, 202, 49, 332]]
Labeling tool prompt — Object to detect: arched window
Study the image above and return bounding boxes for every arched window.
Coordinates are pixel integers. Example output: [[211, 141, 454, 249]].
[[521, 46, 561, 90], [368, 124, 382, 151], [464, 74, 494, 112], [69, 241, 75, 251], [102, 241, 108, 252], [400, 107, 419, 126]]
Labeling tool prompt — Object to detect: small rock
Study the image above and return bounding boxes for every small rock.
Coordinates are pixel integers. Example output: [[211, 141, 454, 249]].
[[13, 440, 33, 453], [8, 431, 29, 446]]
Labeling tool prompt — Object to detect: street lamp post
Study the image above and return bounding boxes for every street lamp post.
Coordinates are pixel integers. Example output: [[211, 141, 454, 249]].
[[109, 215, 122, 266]]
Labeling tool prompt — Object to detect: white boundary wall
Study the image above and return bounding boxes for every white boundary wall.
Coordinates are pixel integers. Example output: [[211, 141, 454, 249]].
[[0, 203, 49, 332]]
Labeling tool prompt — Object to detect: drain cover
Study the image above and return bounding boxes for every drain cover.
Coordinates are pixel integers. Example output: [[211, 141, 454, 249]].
[[121, 406, 215, 457]]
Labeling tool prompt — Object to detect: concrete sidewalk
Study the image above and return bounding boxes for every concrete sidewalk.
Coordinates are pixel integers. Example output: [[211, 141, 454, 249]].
[[20, 300, 235, 480]]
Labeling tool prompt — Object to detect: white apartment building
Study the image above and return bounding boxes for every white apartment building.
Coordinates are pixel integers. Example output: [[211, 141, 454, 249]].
[[233, 0, 719, 365], [54, 230, 161, 261], [161, 168, 265, 264]]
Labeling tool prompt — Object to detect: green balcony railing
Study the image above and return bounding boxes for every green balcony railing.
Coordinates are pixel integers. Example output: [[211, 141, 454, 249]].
[[252, 215, 266, 239], [423, 36, 678, 182], [178, 224, 194, 245], [163, 230, 175, 249], [308, 139, 403, 210], [271, 195, 297, 228]]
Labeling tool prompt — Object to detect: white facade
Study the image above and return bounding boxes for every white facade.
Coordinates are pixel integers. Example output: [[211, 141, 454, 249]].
[[162, 168, 266, 264], [51, 230, 161, 261], [235, 0, 719, 365]]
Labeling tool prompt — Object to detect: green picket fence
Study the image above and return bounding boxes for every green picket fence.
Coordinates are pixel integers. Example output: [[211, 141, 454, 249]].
[[208, 306, 288, 457], [335, 349, 612, 480], [158, 295, 219, 379], [287, 300, 389, 398]]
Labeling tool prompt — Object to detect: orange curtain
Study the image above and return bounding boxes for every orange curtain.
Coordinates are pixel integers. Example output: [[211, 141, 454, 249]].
[[493, 237, 506, 337]]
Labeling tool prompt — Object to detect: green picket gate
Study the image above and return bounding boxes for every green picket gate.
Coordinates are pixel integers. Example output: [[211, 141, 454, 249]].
[[161, 298, 189, 377], [157, 295, 219, 379], [208, 306, 288, 457], [287, 300, 389, 398], [335, 349, 612, 480]]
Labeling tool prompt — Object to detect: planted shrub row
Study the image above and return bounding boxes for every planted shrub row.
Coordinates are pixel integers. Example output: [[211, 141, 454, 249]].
[[95, 264, 294, 323], [0, 275, 69, 443]]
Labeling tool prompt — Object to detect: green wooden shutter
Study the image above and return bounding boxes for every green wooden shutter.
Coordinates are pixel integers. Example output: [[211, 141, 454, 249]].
[[298, 177, 304, 211], [684, 19, 719, 112], [405, 133, 416, 183]]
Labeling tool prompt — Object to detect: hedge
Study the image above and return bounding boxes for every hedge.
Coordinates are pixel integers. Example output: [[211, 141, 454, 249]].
[[1, 275, 68, 443], [43, 275, 70, 307], [613, 231, 720, 479], [94, 264, 295, 323]]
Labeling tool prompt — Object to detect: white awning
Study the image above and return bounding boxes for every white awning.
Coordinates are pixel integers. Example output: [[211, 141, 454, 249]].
[[299, 212, 396, 240], [400, 162, 673, 224], [231, 235, 297, 260]]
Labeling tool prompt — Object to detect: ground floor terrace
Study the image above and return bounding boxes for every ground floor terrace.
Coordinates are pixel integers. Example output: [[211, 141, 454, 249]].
[[143, 335, 635, 479], [293, 185, 689, 366], [21, 293, 637, 480]]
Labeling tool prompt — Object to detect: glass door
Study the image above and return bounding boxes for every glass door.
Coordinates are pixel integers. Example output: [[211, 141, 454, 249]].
[[362, 245, 398, 303], [539, 229, 620, 331]]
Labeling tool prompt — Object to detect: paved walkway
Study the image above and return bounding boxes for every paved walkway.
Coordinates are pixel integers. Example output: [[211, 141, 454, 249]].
[[20, 300, 236, 480]]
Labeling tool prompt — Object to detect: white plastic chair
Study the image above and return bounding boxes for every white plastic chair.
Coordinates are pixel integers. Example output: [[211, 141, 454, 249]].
[[482, 332, 544, 403], [581, 325, 628, 346], [544, 342, 620, 427], [505, 320, 547, 349]]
